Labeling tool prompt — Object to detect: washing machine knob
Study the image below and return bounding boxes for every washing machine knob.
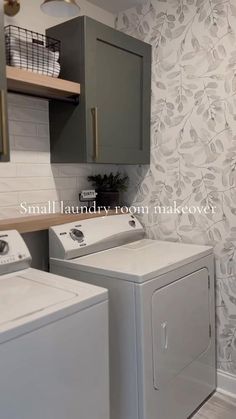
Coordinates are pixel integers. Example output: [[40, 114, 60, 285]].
[[0, 240, 9, 255], [70, 229, 84, 243]]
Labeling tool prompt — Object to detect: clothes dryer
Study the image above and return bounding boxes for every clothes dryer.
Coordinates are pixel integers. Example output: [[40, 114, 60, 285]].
[[50, 214, 216, 419]]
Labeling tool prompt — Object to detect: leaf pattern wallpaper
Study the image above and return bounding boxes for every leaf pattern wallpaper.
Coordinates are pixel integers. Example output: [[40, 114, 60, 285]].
[[116, 0, 236, 376]]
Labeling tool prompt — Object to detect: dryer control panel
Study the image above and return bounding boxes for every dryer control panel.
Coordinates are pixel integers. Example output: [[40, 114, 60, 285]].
[[49, 214, 145, 260], [0, 230, 31, 275]]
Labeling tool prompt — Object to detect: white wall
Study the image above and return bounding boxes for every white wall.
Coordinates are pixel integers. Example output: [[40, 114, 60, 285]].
[[4, 0, 115, 32], [0, 0, 116, 220]]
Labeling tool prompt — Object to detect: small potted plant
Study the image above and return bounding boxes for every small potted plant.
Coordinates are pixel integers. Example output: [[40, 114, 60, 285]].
[[88, 172, 129, 208]]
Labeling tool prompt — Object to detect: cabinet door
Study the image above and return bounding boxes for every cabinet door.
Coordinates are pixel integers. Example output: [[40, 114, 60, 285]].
[[85, 18, 151, 164], [48, 17, 151, 164], [0, 0, 9, 162]]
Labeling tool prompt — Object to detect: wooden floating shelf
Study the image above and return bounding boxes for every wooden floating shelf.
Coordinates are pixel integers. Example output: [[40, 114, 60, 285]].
[[6, 66, 80, 102], [0, 211, 119, 234]]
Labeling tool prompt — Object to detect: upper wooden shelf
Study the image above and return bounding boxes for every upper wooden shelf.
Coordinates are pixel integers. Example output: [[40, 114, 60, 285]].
[[0, 211, 119, 234], [6, 66, 80, 103]]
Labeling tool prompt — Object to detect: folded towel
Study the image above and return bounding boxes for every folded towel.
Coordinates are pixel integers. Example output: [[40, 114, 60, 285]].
[[6, 35, 60, 63], [11, 49, 59, 69], [11, 54, 60, 78]]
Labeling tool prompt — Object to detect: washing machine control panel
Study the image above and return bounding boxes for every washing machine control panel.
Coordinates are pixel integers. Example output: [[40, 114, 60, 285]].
[[0, 230, 31, 275], [49, 214, 145, 260], [0, 239, 9, 255]]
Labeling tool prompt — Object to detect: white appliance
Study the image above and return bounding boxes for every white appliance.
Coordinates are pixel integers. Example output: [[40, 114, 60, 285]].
[[0, 230, 109, 419], [49, 214, 216, 419]]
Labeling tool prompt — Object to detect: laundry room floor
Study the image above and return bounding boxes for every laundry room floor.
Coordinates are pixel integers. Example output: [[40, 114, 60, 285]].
[[192, 392, 236, 419]]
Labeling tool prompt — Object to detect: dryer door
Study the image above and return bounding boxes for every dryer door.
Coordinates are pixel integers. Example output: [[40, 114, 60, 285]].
[[152, 268, 210, 390]]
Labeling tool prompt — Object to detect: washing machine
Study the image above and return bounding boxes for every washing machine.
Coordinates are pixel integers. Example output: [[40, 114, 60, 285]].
[[49, 214, 216, 419], [0, 230, 109, 419]]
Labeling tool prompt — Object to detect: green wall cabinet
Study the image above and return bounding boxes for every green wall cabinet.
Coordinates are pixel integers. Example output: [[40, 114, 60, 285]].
[[47, 16, 151, 164], [0, 0, 9, 163]]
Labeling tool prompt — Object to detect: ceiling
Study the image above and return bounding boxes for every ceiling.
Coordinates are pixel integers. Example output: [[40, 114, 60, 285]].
[[86, 0, 147, 13]]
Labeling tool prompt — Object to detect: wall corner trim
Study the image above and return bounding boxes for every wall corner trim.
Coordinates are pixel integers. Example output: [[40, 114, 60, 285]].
[[217, 370, 236, 398]]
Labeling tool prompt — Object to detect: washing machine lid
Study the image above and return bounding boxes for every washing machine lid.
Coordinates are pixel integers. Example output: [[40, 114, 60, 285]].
[[55, 239, 213, 283], [0, 275, 76, 325], [0, 268, 107, 343]]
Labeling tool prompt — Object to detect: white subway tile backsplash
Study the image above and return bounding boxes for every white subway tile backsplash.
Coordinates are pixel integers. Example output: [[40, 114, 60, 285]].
[[54, 177, 77, 190], [13, 135, 49, 152], [76, 176, 91, 191], [0, 206, 25, 219], [27, 177, 56, 190], [92, 164, 119, 175], [19, 189, 59, 204], [9, 120, 37, 137], [9, 106, 48, 124], [0, 178, 19, 192], [8, 94, 48, 111], [56, 164, 86, 177], [59, 189, 79, 202], [0, 163, 17, 177], [10, 150, 51, 164], [0, 192, 18, 207], [37, 124, 50, 138], [0, 177, 55, 192], [16, 164, 53, 177]]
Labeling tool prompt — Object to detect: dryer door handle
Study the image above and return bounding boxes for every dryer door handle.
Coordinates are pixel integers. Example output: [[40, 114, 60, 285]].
[[161, 322, 168, 351]]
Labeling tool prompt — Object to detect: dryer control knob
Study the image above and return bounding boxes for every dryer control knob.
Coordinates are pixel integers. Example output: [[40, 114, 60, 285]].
[[0, 240, 9, 255], [70, 229, 84, 243]]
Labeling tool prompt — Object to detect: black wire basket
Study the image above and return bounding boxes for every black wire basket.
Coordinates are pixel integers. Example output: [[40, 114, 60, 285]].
[[5, 25, 61, 78]]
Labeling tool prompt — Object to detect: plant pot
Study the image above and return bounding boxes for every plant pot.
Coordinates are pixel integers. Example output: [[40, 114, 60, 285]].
[[96, 191, 120, 208]]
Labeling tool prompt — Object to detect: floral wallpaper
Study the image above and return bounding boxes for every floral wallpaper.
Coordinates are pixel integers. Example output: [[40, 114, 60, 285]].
[[116, 0, 236, 376]]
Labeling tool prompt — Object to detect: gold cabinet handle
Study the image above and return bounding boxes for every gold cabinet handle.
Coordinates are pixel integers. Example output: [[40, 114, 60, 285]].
[[91, 107, 98, 161], [0, 90, 8, 158]]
